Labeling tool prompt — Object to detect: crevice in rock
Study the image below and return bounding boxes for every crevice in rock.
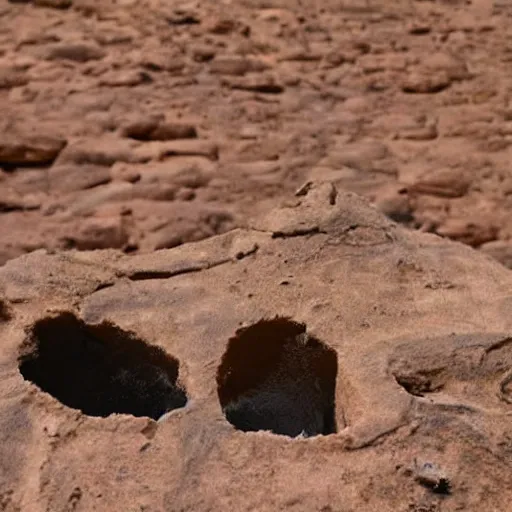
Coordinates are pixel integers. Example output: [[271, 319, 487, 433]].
[[499, 370, 512, 405], [216, 317, 338, 438], [0, 299, 11, 321], [394, 368, 446, 398], [485, 336, 512, 355], [128, 267, 203, 281], [0, 203, 26, 213], [18, 312, 187, 420], [1, 161, 55, 172], [91, 281, 115, 293], [271, 227, 323, 238], [125, 252, 257, 282]]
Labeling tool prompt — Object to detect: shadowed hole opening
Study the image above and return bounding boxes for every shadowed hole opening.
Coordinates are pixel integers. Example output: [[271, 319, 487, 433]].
[[216, 317, 338, 438], [18, 312, 187, 420]]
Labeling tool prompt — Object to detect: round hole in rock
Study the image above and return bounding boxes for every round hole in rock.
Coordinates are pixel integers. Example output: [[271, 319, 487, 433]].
[[18, 313, 187, 420], [216, 317, 338, 438]]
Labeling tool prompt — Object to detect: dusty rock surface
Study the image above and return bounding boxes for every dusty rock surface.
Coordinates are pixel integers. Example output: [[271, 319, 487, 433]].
[[2, 0, 512, 269], [0, 183, 511, 511]]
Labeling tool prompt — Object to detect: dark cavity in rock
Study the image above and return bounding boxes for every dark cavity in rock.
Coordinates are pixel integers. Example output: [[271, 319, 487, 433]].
[[0, 299, 11, 321], [394, 368, 446, 397], [217, 317, 338, 438], [18, 312, 187, 420]]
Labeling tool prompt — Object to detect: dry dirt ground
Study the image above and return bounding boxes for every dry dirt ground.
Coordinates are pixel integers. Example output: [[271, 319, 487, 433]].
[[1, 0, 512, 268]]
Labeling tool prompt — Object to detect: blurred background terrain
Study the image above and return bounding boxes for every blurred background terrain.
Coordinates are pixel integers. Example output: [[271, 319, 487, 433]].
[[1, 0, 511, 268]]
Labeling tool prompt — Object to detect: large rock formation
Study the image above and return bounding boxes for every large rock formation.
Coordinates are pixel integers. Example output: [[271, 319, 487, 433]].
[[0, 183, 511, 511]]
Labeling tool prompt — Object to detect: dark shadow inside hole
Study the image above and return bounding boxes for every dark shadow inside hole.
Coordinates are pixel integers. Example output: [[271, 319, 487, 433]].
[[18, 313, 187, 420], [216, 317, 338, 438]]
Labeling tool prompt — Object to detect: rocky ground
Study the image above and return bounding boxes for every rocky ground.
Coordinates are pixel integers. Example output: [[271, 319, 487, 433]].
[[1, 0, 512, 268], [1, 183, 512, 511], [3, 1, 512, 511]]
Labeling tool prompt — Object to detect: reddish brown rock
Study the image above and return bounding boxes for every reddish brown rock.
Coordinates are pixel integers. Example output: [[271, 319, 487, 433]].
[[207, 17, 248, 35], [98, 70, 152, 87], [0, 185, 511, 511], [134, 51, 186, 73], [43, 42, 106, 62], [110, 162, 141, 183], [402, 70, 452, 93], [422, 52, 471, 81], [133, 140, 219, 161], [437, 218, 499, 247], [0, 135, 67, 167], [48, 165, 111, 193], [0, 0, 512, 287], [408, 22, 431, 34], [34, 0, 72, 7], [191, 45, 216, 63], [130, 182, 178, 201], [210, 57, 270, 76], [223, 74, 284, 94], [10, 0, 72, 6], [55, 138, 141, 167], [408, 169, 472, 198], [0, 66, 29, 89], [372, 185, 413, 224], [151, 206, 234, 249], [0, 188, 31, 212], [320, 139, 397, 175], [480, 240, 512, 269], [60, 215, 129, 250], [135, 158, 215, 188], [120, 117, 198, 141], [163, 8, 200, 25], [5, 168, 48, 195]]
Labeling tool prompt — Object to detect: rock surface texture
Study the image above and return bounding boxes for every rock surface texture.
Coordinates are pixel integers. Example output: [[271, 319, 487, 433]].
[[0, 183, 511, 511], [2, 0, 512, 270]]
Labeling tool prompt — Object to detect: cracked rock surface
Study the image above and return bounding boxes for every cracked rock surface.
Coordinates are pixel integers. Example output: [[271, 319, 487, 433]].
[[0, 183, 511, 511]]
